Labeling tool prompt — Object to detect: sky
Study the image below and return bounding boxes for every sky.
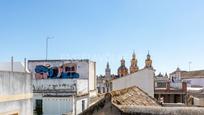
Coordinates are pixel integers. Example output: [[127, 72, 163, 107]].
[[1, 0, 204, 75]]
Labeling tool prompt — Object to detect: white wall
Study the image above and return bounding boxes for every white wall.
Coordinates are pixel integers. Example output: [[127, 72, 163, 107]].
[[170, 82, 182, 89], [0, 99, 32, 115], [75, 98, 88, 115], [194, 98, 204, 107], [184, 78, 204, 87], [33, 79, 88, 96], [28, 60, 90, 79], [0, 71, 33, 115], [88, 61, 96, 91], [43, 97, 73, 115], [28, 60, 96, 91], [41, 96, 88, 115], [76, 79, 88, 96], [111, 68, 154, 97]]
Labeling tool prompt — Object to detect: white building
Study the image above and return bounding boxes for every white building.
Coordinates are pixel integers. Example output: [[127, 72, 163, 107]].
[[170, 68, 204, 88], [110, 68, 155, 97], [33, 79, 88, 115], [0, 62, 33, 115], [28, 59, 97, 115]]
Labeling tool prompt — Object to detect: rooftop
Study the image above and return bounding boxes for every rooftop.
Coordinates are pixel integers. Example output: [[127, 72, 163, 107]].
[[80, 86, 204, 115], [171, 69, 204, 79], [181, 70, 204, 79], [111, 86, 160, 106], [28, 59, 93, 63]]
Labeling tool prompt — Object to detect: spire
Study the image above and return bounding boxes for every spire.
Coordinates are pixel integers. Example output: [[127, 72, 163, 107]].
[[121, 57, 125, 66], [106, 62, 110, 69], [147, 50, 151, 59], [132, 50, 136, 59]]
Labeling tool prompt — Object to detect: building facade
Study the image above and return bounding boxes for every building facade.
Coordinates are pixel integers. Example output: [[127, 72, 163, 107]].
[[154, 73, 187, 103], [28, 59, 97, 115], [0, 67, 33, 115], [170, 68, 204, 88]]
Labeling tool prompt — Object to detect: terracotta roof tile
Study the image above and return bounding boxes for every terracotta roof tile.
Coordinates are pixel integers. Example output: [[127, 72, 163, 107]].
[[111, 86, 160, 107]]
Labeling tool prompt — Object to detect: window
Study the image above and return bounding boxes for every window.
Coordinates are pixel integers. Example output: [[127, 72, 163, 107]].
[[35, 99, 43, 115], [82, 100, 85, 111], [97, 87, 101, 93], [157, 82, 166, 88], [36, 99, 42, 108]]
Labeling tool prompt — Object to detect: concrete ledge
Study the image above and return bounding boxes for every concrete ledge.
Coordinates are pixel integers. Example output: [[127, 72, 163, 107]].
[[0, 93, 32, 103], [0, 110, 19, 115]]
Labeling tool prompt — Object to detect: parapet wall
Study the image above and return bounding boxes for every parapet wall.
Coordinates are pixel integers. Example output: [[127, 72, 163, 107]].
[[0, 71, 32, 115]]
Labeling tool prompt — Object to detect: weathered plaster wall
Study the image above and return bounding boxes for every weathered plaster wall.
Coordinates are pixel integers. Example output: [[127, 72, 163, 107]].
[[28, 60, 96, 91], [75, 97, 88, 115], [33, 79, 88, 96], [0, 71, 32, 115], [185, 78, 204, 87], [43, 97, 74, 115]]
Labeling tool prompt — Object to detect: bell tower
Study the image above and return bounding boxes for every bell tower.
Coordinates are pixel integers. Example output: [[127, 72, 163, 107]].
[[105, 62, 111, 80], [118, 57, 128, 77], [130, 51, 139, 74], [145, 51, 153, 69]]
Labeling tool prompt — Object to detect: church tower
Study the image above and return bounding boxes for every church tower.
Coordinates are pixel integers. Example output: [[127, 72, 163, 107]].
[[105, 62, 111, 80], [130, 51, 139, 74], [118, 57, 128, 77], [144, 52, 153, 69]]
